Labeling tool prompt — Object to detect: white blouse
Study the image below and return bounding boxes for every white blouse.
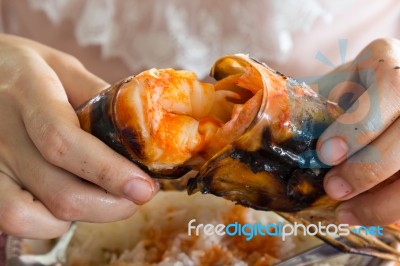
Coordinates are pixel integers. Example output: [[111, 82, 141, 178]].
[[1, 0, 399, 82]]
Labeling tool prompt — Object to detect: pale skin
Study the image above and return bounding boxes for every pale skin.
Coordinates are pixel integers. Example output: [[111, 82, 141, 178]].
[[0, 34, 398, 239], [0, 34, 158, 239], [317, 38, 400, 226]]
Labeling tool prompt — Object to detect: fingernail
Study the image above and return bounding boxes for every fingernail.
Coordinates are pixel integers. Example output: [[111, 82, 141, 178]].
[[336, 209, 360, 225], [123, 179, 154, 203], [325, 176, 352, 199], [320, 137, 348, 164]]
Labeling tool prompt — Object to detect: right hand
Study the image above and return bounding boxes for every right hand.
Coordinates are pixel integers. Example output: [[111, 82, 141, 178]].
[[0, 34, 158, 239]]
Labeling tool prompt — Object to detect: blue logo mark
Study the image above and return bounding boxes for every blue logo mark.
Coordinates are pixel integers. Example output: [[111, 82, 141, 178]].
[[352, 225, 384, 236]]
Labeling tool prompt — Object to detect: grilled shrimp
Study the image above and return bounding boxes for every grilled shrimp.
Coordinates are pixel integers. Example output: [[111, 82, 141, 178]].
[[76, 54, 400, 261]]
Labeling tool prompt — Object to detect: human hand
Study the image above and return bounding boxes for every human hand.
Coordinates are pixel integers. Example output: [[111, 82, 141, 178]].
[[316, 38, 400, 225], [0, 34, 158, 239]]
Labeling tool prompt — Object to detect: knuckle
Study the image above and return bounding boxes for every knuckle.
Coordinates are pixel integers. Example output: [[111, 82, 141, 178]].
[[95, 163, 114, 186], [39, 122, 71, 164], [0, 46, 35, 93], [62, 54, 84, 69], [368, 37, 400, 54], [49, 192, 82, 221], [3, 44, 36, 61], [51, 51, 85, 71], [12, 48, 47, 77], [342, 162, 382, 191], [358, 123, 378, 139], [362, 167, 381, 188], [362, 164, 380, 185], [369, 37, 399, 49]]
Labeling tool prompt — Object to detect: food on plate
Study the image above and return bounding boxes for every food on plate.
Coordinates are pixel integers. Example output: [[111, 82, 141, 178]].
[[66, 192, 327, 266], [76, 54, 400, 261]]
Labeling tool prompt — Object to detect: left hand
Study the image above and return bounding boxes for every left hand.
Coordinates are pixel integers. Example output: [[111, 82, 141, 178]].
[[316, 38, 400, 226]]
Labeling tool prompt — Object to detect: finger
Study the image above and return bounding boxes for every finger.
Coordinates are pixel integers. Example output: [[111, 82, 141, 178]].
[[317, 38, 400, 165], [15, 55, 157, 204], [0, 172, 70, 239], [29, 114, 158, 205], [324, 118, 400, 200], [335, 173, 400, 225], [5, 98, 141, 222], [16, 155, 139, 222], [44, 50, 110, 107], [0, 33, 109, 107]]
